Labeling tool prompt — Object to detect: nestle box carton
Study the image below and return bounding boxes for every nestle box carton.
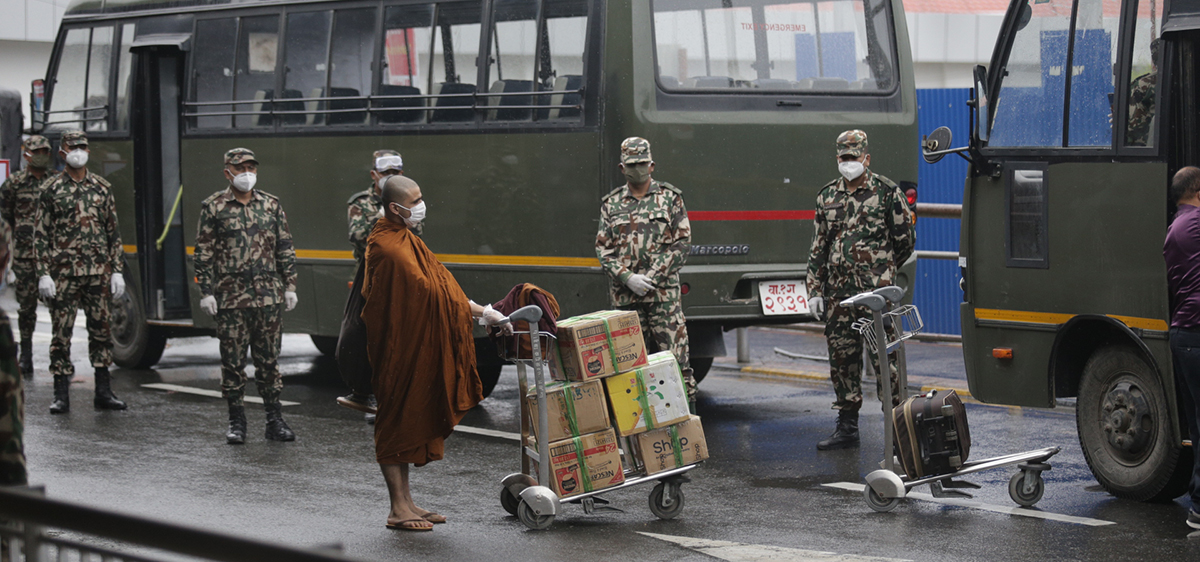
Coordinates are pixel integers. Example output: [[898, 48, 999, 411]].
[[581, 310, 649, 374], [529, 428, 626, 498], [552, 316, 616, 381], [633, 415, 709, 475], [526, 379, 611, 443], [604, 351, 691, 436]]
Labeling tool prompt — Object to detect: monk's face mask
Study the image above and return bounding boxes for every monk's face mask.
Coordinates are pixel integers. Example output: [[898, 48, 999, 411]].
[[391, 200, 426, 227]]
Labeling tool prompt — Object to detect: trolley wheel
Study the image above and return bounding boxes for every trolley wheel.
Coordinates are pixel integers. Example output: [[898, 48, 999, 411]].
[[500, 487, 520, 516], [648, 482, 685, 520], [517, 500, 554, 530], [1008, 472, 1045, 507], [863, 485, 901, 513]]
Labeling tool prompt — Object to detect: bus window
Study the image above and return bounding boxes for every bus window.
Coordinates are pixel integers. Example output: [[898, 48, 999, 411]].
[[431, 1, 483, 122], [85, 26, 113, 132], [538, 0, 588, 121], [1066, 0, 1118, 147], [192, 18, 238, 129], [47, 26, 114, 132], [1125, 0, 1161, 147], [234, 16, 281, 129], [652, 0, 896, 92], [327, 8, 375, 126], [989, 0, 1073, 147], [486, 0, 538, 121], [115, 23, 134, 132], [378, 4, 435, 124], [282, 10, 333, 127]]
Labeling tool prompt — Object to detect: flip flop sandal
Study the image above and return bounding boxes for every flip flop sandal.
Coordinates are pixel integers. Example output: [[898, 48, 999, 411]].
[[421, 513, 447, 524], [385, 519, 433, 532]]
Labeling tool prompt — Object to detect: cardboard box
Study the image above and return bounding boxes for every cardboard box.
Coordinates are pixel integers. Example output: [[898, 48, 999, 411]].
[[604, 351, 691, 436], [530, 428, 626, 498], [526, 379, 611, 443], [581, 310, 649, 374], [551, 310, 650, 382], [633, 415, 709, 475]]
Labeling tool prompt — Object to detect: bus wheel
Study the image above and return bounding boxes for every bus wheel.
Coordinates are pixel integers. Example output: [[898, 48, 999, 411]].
[[691, 357, 713, 384], [1077, 346, 1188, 501], [111, 290, 166, 369], [310, 335, 337, 357]]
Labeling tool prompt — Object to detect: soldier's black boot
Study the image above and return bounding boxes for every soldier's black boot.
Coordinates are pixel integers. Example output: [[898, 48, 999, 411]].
[[226, 404, 247, 445], [264, 402, 295, 442], [19, 340, 33, 380], [49, 375, 70, 414], [93, 367, 127, 410], [816, 410, 860, 450]]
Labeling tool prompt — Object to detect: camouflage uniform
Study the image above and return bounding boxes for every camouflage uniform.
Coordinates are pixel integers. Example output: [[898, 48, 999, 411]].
[[0, 136, 53, 353], [807, 130, 915, 412], [194, 149, 297, 407], [0, 217, 26, 486], [33, 132, 124, 381], [596, 138, 693, 397], [1126, 71, 1156, 147]]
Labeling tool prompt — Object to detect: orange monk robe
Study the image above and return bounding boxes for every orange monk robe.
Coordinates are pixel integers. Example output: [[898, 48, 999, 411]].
[[361, 219, 483, 466]]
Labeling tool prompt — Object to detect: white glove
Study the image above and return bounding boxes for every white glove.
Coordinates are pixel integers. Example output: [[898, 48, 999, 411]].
[[284, 291, 298, 312], [480, 304, 505, 326], [199, 295, 218, 316], [809, 296, 826, 322], [4, 266, 14, 285], [38, 275, 56, 300], [111, 272, 126, 298], [626, 274, 654, 297]]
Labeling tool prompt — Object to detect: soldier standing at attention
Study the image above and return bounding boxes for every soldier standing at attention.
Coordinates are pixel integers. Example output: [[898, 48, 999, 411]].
[[596, 137, 695, 410], [34, 130, 128, 414], [194, 148, 299, 445], [0, 135, 53, 379], [340, 149, 407, 423], [806, 130, 915, 451]]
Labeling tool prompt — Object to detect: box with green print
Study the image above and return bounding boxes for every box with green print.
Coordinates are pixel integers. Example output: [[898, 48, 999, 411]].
[[604, 352, 690, 437], [526, 379, 612, 443]]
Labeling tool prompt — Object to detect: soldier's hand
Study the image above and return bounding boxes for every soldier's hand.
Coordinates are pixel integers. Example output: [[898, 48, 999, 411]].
[[38, 275, 56, 300], [200, 295, 218, 316], [284, 291, 298, 312], [809, 296, 826, 322], [626, 274, 654, 297], [110, 273, 126, 298]]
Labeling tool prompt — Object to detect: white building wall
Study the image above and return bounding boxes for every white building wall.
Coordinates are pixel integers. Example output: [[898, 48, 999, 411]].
[[0, 0, 71, 128]]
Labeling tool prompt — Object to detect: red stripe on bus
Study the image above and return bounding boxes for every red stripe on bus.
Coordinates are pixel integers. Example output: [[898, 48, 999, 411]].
[[688, 210, 815, 221]]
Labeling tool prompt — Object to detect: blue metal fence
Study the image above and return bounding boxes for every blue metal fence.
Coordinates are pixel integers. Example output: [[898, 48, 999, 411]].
[[912, 88, 971, 336]]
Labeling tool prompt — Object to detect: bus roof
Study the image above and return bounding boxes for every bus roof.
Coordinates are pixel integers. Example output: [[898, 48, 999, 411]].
[[66, 0, 306, 17]]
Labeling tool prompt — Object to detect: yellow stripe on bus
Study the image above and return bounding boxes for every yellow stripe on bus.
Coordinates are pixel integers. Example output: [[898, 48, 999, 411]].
[[975, 308, 1168, 331], [123, 245, 137, 254], [183, 246, 598, 268]]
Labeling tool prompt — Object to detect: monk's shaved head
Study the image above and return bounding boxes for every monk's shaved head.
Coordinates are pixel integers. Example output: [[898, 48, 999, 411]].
[[383, 175, 420, 206]]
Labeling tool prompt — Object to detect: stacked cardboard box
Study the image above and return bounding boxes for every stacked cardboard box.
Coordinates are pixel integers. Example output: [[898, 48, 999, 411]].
[[526, 379, 611, 443], [604, 351, 691, 436], [529, 428, 626, 498], [631, 415, 709, 475], [551, 311, 648, 381]]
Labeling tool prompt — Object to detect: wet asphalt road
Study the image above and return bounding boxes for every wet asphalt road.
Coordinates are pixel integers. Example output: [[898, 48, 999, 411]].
[[11, 298, 1200, 561]]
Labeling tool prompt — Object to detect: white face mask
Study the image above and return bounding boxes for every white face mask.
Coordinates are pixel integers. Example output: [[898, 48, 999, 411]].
[[65, 149, 88, 169], [838, 160, 865, 181], [396, 200, 426, 227], [231, 172, 257, 192]]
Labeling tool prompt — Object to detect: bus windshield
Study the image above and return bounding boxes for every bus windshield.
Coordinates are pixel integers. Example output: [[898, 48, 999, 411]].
[[652, 0, 897, 93]]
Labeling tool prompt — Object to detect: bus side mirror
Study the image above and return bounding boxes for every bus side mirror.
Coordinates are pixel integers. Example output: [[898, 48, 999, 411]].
[[973, 65, 989, 143]]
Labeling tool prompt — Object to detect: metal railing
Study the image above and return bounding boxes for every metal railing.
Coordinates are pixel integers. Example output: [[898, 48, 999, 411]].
[[913, 203, 963, 261], [0, 486, 365, 562]]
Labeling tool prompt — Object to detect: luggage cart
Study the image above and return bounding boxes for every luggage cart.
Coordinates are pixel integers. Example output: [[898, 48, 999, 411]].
[[841, 287, 1061, 513], [495, 305, 699, 530]]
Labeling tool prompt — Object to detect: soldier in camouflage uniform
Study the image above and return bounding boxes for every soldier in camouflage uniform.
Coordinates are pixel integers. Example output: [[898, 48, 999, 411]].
[[0, 135, 53, 379], [806, 130, 915, 450], [33, 131, 128, 414], [0, 216, 26, 488], [195, 148, 299, 444], [1126, 39, 1159, 147], [596, 137, 695, 409]]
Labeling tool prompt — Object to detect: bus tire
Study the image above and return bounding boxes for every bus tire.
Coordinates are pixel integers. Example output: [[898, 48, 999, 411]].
[[310, 335, 337, 357], [1076, 346, 1188, 502], [691, 357, 713, 384], [111, 289, 167, 369], [475, 337, 503, 399]]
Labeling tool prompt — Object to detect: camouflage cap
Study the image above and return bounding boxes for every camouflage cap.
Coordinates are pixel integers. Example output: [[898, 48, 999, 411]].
[[373, 149, 403, 172], [60, 130, 88, 149], [620, 137, 652, 164], [836, 129, 868, 157], [224, 147, 258, 166], [23, 135, 50, 151]]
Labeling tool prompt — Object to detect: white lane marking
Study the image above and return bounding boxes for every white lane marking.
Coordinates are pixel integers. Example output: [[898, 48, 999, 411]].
[[639, 532, 910, 562], [822, 482, 1115, 527], [141, 383, 300, 406], [454, 424, 521, 441]]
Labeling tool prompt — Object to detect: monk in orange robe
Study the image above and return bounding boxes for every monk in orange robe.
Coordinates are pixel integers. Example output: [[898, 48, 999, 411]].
[[361, 175, 506, 531]]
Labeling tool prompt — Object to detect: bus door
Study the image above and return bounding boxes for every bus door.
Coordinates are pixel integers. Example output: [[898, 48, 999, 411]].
[[130, 37, 190, 320]]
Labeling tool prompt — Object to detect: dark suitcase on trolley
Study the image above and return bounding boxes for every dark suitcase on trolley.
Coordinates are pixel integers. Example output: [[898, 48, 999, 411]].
[[892, 389, 971, 478]]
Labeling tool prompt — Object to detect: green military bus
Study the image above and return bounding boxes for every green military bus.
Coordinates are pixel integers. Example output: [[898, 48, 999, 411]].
[[31, 0, 918, 395], [943, 0, 1192, 500]]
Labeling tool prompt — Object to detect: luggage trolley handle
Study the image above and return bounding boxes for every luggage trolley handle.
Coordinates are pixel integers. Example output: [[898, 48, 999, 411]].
[[841, 287, 907, 474], [500, 305, 553, 490]]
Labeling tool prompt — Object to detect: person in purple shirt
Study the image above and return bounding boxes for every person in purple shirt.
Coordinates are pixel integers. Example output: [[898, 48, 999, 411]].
[[1163, 165, 1200, 530]]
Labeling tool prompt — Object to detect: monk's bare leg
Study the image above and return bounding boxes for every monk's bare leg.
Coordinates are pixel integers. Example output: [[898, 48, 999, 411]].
[[380, 463, 432, 530]]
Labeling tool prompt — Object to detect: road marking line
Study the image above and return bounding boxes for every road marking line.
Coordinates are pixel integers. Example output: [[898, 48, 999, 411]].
[[454, 425, 521, 441], [638, 532, 910, 562], [822, 482, 1114, 526], [141, 383, 300, 406]]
